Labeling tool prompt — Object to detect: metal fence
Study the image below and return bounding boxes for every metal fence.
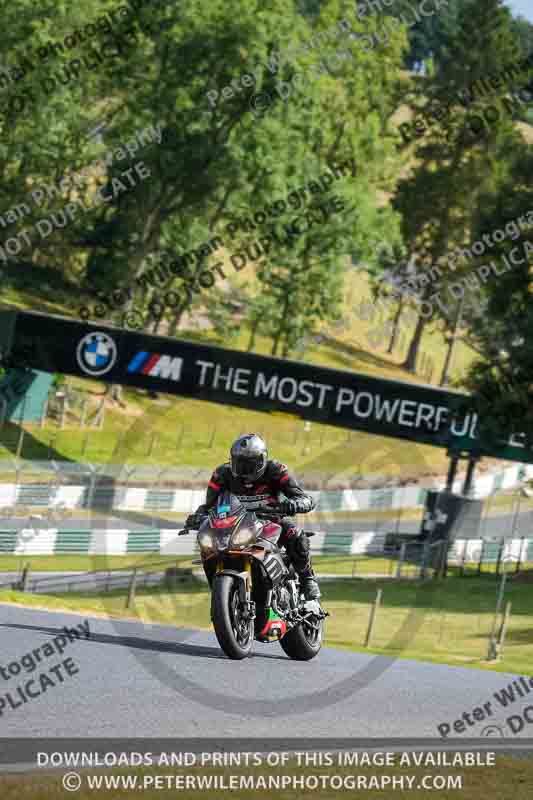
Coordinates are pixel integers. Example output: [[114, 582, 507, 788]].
[[0, 559, 193, 597], [0, 452, 531, 566]]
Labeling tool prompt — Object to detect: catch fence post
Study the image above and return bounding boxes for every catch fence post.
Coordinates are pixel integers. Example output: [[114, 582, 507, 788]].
[[396, 542, 406, 580], [40, 395, 49, 428], [364, 588, 382, 647], [495, 537, 505, 576], [496, 601, 512, 659], [20, 564, 30, 592], [477, 539, 484, 575], [16, 428, 25, 460], [48, 433, 57, 461], [516, 537, 526, 575], [59, 394, 67, 429], [460, 539, 468, 577], [80, 398, 88, 429], [126, 568, 138, 609], [420, 541, 430, 579]]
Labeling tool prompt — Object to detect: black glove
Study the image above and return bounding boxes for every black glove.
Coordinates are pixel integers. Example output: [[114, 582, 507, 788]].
[[279, 498, 299, 516], [185, 512, 204, 529]]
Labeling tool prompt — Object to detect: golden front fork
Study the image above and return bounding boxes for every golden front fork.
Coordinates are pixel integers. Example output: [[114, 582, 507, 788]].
[[244, 557, 252, 594], [215, 556, 252, 593]]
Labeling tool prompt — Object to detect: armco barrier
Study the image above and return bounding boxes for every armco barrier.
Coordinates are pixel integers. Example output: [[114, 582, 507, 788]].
[[0, 528, 531, 561], [0, 528, 382, 556]]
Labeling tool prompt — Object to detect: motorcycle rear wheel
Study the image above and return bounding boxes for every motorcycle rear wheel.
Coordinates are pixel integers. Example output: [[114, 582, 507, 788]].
[[280, 617, 323, 661], [212, 575, 253, 659]]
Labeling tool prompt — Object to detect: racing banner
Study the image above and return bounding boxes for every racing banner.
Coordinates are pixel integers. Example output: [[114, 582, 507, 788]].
[[0, 309, 531, 464]]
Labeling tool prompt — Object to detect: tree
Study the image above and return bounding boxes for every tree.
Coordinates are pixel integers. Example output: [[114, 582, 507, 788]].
[[391, 0, 464, 70], [460, 147, 533, 445], [510, 14, 533, 57], [391, 0, 525, 373]]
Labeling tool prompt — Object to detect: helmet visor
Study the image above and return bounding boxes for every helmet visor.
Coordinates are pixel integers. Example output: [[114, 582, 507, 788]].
[[231, 454, 265, 481]]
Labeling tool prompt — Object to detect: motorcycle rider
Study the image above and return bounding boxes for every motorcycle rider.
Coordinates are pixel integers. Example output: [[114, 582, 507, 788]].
[[185, 433, 321, 601]]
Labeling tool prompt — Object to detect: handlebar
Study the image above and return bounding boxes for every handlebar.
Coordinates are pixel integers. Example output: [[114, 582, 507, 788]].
[[252, 505, 286, 518], [178, 505, 287, 534]]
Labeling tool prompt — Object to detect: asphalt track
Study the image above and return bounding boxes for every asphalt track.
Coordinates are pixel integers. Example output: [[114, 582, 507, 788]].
[[0, 605, 530, 739]]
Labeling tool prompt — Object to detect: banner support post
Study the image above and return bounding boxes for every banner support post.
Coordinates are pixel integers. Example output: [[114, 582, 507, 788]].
[[445, 451, 459, 492], [463, 456, 479, 497]]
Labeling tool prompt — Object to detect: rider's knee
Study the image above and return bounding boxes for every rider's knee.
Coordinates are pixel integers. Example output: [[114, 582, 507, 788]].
[[292, 531, 310, 558]]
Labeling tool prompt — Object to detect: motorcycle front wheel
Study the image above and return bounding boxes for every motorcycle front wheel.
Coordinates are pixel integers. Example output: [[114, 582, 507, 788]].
[[212, 574, 253, 659]]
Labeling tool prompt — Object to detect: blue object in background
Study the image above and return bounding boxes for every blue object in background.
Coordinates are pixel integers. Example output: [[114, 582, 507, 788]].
[[0, 369, 54, 423]]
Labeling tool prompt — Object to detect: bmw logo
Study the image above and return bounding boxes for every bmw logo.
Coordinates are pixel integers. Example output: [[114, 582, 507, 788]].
[[76, 332, 118, 377]]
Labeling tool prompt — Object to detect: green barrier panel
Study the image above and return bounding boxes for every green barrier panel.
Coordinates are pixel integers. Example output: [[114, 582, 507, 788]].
[[54, 530, 91, 553], [126, 530, 161, 552], [0, 532, 17, 553]]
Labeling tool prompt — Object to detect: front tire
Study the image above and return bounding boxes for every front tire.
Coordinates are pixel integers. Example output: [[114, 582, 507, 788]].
[[212, 574, 253, 659], [280, 617, 323, 661]]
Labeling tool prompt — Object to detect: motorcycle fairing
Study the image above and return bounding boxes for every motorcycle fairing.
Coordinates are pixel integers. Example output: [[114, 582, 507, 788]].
[[261, 521, 282, 539], [258, 607, 287, 642]]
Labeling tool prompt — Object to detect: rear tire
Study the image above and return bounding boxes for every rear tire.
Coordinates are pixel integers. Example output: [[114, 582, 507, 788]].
[[212, 575, 253, 660], [280, 618, 323, 661]]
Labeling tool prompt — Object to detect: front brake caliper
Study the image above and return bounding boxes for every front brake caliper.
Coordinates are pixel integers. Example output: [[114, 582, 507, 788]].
[[241, 600, 256, 620]]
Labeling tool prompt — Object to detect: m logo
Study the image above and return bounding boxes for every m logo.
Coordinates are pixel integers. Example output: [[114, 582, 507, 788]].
[[127, 352, 183, 382]]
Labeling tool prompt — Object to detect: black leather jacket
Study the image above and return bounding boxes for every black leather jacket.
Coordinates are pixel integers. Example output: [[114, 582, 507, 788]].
[[195, 459, 315, 518]]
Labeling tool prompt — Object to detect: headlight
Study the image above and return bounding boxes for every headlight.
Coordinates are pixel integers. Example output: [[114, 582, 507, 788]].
[[230, 527, 256, 548], [197, 531, 215, 551]]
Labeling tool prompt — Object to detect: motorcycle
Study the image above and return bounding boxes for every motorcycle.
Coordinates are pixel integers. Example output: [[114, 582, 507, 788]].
[[178, 491, 328, 660]]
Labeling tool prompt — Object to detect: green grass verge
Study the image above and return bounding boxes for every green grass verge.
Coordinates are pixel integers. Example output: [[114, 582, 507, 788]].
[[0, 554, 399, 576], [2, 574, 532, 676], [0, 553, 529, 579], [0, 554, 195, 573]]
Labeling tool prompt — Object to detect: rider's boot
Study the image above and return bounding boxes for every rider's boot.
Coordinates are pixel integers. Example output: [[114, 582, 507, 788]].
[[280, 523, 322, 602], [299, 567, 321, 601]]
